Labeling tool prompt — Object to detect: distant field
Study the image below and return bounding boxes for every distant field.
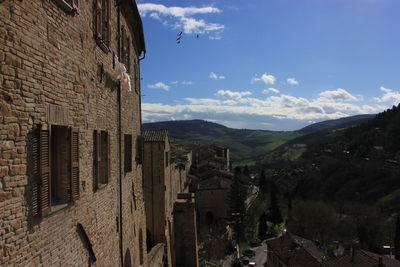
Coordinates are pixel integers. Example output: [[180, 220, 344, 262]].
[[143, 120, 301, 164]]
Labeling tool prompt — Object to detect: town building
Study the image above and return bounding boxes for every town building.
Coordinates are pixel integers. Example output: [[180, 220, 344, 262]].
[[0, 0, 148, 266], [325, 248, 400, 267], [142, 129, 198, 267], [266, 234, 400, 267], [266, 234, 326, 267], [195, 176, 232, 226]]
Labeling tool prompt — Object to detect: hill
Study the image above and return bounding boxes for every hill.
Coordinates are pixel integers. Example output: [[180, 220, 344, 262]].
[[275, 104, 400, 211], [142, 120, 301, 165], [256, 114, 376, 167], [297, 114, 375, 134]]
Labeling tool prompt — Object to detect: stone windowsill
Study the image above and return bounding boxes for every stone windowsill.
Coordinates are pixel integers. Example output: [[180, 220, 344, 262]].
[[52, 0, 77, 14], [49, 203, 69, 215]]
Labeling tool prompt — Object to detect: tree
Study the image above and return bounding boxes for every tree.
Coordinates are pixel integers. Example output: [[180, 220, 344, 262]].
[[228, 174, 247, 241], [269, 181, 283, 225], [243, 165, 250, 178], [258, 212, 268, 240], [395, 216, 400, 260], [259, 169, 267, 194]]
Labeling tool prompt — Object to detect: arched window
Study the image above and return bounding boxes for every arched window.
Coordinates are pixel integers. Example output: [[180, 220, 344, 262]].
[[146, 229, 152, 252], [124, 249, 132, 267], [139, 229, 144, 265]]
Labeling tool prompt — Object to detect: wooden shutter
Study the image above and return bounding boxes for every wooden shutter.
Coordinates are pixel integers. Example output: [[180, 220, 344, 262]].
[[121, 26, 126, 65], [95, 0, 102, 39], [124, 134, 132, 173], [70, 128, 80, 201], [30, 127, 40, 217], [126, 37, 130, 72], [39, 125, 51, 216], [106, 0, 111, 46], [136, 135, 143, 165], [93, 131, 99, 191], [107, 133, 110, 183]]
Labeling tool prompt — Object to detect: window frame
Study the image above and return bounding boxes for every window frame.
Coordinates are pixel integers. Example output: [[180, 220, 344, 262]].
[[124, 134, 133, 173], [52, 0, 79, 14], [94, 0, 111, 53], [37, 124, 80, 217], [120, 25, 131, 72], [93, 130, 110, 191]]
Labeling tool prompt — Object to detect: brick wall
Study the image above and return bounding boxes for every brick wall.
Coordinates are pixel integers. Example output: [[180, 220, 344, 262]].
[[0, 0, 146, 266]]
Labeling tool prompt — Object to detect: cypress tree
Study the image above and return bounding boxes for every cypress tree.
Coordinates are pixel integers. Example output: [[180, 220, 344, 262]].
[[228, 175, 246, 241], [259, 169, 267, 194], [269, 181, 283, 225], [243, 165, 250, 178], [258, 212, 268, 240]]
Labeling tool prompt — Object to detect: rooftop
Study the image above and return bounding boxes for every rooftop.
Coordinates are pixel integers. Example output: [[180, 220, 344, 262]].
[[143, 129, 168, 142]]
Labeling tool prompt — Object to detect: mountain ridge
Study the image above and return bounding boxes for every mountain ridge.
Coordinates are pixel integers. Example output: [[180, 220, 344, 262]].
[[142, 114, 374, 165]]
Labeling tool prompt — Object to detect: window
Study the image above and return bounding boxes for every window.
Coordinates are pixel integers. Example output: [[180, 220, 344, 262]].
[[38, 125, 79, 216], [165, 151, 169, 167], [139, 229, 144, 265], [124, 134, 132, 173], [136, 135, 143, 165], [120, 25, 131, 72], [52, 0, 79, 13], [93, 130, 110, 191], [94, 0, 111, 52]]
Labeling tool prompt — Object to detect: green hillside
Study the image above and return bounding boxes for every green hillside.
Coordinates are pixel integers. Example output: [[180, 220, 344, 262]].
[[257, 115, 376, 167], [142, 120, 301, 165], [276, 104, 400, 211]]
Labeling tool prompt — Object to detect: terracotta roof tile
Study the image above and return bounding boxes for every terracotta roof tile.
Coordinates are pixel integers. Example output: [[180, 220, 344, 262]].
[[325, 249, 400, 267], [143, 130, 168, 142], [266, 234, 324, 267]]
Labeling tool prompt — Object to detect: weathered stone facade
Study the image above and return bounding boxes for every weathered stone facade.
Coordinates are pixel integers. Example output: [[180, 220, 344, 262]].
[[142, 130, 197, 267], [0, 0, 146, 266], [196, 177, 232, 226], [173, 193, 199, 267]]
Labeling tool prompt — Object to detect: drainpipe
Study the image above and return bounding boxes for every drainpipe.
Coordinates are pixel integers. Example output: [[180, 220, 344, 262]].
[[117, 2, 123, 266], [138, 51, 145, 130]]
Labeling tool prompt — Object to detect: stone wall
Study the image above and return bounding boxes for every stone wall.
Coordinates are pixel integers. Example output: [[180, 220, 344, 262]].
[[143, 133, 196, 267], [173, 194, 199, 267], [0, 0, 145, 266]]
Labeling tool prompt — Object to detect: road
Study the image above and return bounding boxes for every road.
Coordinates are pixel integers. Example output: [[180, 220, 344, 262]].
[[252, 244, 268, 266]]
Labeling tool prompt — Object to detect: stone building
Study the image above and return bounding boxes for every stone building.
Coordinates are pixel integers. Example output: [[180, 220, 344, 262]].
[[195, 177, 232, 226], [142, 129, 198, 267], [0, 0, 148, 266], [190, 144, 230, 172]]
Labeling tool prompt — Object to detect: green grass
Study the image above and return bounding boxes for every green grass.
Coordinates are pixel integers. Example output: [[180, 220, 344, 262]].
[[232, 160, 256, 167]]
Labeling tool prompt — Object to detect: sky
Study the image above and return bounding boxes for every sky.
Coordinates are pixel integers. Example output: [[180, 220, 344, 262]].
[[137, 0, 400, 131]]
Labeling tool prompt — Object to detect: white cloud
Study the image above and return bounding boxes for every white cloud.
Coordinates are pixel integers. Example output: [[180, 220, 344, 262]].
[[251, 73, 276, 85], [138, 3, 224, 36], [209, 72, 225, 80], [261, 73, 276, 84], [373, 86, 400, 104], [142, 90, 384, 125], [170, 80, 193, 85], [216, 90, 252, 99], [147, 82, 170, 91], [262, 88, 280, 94], [149, 12, 161, 20], [318, 88, 359, 102], [181, 81, 193, 85], [184, 98, 221, 105], [287, 78, 299, 85]]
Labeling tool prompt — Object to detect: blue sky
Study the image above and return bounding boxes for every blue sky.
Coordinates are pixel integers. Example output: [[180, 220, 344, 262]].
[[137, 0, 400, 130]]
